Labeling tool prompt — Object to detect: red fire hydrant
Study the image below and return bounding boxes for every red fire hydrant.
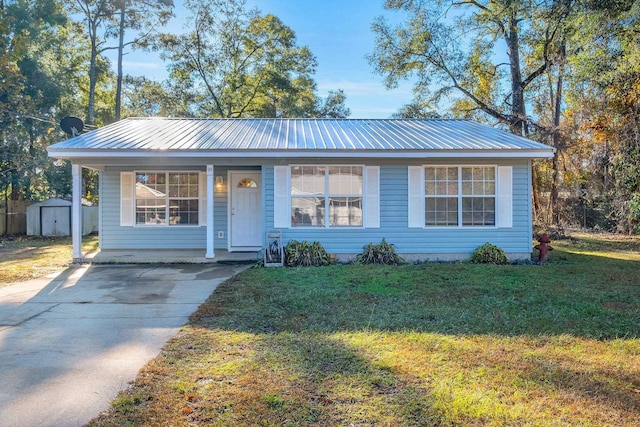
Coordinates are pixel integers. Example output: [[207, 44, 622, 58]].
[[534, 234, 553, 263]]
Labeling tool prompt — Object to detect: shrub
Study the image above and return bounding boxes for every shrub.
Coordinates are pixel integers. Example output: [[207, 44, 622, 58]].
[[284, 240, 330, 267], [470, 242, 509, 264], [355, 238, 404, 265]]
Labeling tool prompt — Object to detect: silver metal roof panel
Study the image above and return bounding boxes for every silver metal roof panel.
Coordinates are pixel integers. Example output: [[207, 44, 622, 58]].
[[48, 118, 555, 158]]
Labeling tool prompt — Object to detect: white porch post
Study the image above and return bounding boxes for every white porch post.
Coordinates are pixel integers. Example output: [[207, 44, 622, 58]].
[[71, 164, 82, 259], [206, 165, 215, 258]]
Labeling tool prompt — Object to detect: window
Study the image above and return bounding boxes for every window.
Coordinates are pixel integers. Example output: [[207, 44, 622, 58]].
[[425, 166, 459, 226], [290, 165, 363, 227], [135, 172, 199, 226], [424, 166, 495, 227], [237, 178, 257, 188]]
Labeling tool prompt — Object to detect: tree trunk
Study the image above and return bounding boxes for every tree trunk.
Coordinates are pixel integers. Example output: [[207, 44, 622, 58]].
[[506, 17, 526, 136], [88, 24, 98, 125], [532, 164, 540, 222], [550, 42, 566, 225], [115, 1, 125, 121], [9, 169, 19, 200], [504, 15, 544, 226]]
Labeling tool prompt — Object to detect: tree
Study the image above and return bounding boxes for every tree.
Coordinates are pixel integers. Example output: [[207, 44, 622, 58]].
[[0, 0, 85, 203], [65, 0, 114, 125], [121, 76, 197, 117], [315, 90, 351, 118], [158, 0, 349, 118], [563, 0, 640, 232], [66, 0, 172, 124], [113, 0, 173, 120], [391, 101, 441, 119], [369, 0, 577, 222]]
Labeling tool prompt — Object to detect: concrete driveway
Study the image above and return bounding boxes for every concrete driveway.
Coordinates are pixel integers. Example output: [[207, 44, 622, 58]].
[[0, 263, 249, 427]]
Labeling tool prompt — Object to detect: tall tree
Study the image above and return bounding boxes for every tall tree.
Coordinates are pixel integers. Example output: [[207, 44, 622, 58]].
[[113, 0, 173, 120], [315, 90, 351, 118], [371, 0, 580, 132], [66, 0, 172, 124], [0, 0, 84, 203], [121, 76, 197, 117], [369, 0, 576, 221], [158, 0, 349, 118], [564, 0, 640, 231], [66, 0, 114, 125]]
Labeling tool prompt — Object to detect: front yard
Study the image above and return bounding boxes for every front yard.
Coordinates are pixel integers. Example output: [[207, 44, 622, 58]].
[[0, 235, 99, 287], [88, 233, 640, 426]]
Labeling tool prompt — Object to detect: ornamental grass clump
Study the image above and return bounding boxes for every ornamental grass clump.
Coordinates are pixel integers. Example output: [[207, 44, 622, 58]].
[[284, 240, 330, 267], [355, 238, 404, 265], [470, 242, 509, 264]]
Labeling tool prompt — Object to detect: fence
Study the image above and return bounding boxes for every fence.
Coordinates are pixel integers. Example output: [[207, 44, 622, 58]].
[[0, 200, 29, 235]]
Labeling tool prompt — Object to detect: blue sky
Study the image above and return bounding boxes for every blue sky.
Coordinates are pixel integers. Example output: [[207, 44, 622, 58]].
[[117, 0, 415, 118]]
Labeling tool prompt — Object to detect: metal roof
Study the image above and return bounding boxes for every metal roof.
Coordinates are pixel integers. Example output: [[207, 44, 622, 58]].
[[47, 118, 554, 159]]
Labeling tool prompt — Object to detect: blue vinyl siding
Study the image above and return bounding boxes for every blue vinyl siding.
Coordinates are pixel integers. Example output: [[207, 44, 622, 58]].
[[212, 167, 230, 248], [101, 167, 228, 250], [267, 160, 532, 258], [100, 159, 532, 258]]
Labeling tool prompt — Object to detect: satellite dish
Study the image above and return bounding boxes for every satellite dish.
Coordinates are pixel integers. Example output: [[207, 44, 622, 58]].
[[60, 116, 84, 137]]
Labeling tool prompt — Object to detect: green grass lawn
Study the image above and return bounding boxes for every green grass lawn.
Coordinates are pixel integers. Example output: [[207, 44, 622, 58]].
[[0, 235, 99, 287], [90, 233, 640, 426]]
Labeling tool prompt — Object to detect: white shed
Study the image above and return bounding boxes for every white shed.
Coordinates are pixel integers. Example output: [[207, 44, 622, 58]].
[[27, 198, 98, 236]]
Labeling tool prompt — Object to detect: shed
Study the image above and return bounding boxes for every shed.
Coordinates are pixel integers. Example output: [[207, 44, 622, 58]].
[[27, 198, 98, 237]]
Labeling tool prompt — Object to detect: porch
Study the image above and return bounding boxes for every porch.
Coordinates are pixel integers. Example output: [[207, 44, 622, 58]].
[[81, 249, 262, 264]]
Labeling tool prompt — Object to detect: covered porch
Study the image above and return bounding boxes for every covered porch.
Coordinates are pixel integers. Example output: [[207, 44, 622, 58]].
[[70, 163, 261, 262], [81, 248, 261, 264]]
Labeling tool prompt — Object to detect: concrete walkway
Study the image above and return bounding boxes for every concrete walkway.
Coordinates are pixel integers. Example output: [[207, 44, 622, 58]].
[[0, 263, 249, 427]]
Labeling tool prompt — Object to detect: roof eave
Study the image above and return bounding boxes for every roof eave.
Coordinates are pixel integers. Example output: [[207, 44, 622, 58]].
[[47, 148, 556, 160]]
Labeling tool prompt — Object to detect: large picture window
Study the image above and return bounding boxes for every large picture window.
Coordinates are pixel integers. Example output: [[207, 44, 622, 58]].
[[135, 172, 199, 226], [424, 166, 495, 227], [290, 165, 363, 227]]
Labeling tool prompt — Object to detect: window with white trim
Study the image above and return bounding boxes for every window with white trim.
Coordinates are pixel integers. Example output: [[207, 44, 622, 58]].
[[424, 166, 496, 227], [135, 172, 199, 225], [290, 165, 363, 227]]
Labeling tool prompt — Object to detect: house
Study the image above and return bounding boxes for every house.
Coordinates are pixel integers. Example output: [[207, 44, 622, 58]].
[[47, 118, 554, 262]]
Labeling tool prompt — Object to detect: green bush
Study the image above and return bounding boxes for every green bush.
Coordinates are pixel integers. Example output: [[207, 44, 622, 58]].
[[284, 240, 330, 267], [355, 238, 404, 265], [470, 242, 509, 264]]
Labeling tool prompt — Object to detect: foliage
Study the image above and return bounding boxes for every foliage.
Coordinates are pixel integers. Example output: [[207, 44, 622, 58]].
[[630, 194, 640, 234], [315, 89, 351, 118], [370, 0, 640, 232], [0, 0, 86, 202], [65, 0, 172, 124], [391, 101, 441, 119], [112, 0, 174, 120], [121, 76, 193, 118], [469, 242, 509, 265], [562, 1, 640, 233], [369, 0, 569, 135], [157, 0, 349, 118], [368, 0, 578, 223], [284, 240, 330, 267], [88, 234, 640, 426], [355, 238, 404, 265]]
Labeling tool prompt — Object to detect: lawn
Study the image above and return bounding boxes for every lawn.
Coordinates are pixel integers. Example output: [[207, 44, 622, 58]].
[[90, 233, 640, 426], [0, 235, 99, 287]]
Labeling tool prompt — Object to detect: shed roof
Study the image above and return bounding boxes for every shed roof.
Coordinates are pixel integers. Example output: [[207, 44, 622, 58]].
[[48, 118, 554, 159]]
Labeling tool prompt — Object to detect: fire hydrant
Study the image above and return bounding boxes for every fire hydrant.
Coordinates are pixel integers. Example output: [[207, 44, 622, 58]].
[[534, 234, 553, 263]]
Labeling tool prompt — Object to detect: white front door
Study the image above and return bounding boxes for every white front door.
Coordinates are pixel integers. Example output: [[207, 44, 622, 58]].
[[230, 171, 262, 249]]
